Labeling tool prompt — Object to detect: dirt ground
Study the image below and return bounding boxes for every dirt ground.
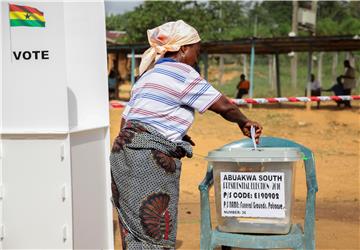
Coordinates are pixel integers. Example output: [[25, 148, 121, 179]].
[[109, 101, 359, 250]]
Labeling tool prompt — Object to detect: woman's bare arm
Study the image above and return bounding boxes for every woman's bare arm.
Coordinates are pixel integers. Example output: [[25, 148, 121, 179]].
[[209, 95, 262, 143]]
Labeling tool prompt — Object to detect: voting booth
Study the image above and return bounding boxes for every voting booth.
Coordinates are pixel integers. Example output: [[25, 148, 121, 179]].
[[0, 1, 113, 248]]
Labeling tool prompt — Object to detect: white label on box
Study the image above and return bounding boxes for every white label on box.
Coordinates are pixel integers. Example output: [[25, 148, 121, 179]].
[[220, 172, 286, 218]]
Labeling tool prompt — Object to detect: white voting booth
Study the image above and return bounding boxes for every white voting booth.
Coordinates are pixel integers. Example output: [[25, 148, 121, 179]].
[[0, 1, 113, 248]]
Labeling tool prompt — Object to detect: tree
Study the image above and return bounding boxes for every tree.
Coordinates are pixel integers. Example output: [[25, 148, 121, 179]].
[[106, 0, 360, 43], [106, 1, 250, 43], [317, 1, 360, 35], [247, 1, 292, 37], [106, 14, 126, 31]]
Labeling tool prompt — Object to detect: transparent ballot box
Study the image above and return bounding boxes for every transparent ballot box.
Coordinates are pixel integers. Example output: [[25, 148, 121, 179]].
[[206, 147, 302, 234]]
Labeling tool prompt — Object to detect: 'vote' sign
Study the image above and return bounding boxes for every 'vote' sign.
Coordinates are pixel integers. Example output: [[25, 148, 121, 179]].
[[13, 50, 50, 60]]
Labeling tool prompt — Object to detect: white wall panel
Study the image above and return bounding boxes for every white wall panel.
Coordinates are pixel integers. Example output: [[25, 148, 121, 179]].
[[0, 2, 3, 133], [1, 2, 69, 133], [0, 1, 113, 248], [70, 127, 113, 249], [64, 1, 109, 131], [1, 136, 73, 249]]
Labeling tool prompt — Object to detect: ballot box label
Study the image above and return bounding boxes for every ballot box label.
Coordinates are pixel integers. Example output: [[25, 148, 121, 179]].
[[220, 172, 286, 218]]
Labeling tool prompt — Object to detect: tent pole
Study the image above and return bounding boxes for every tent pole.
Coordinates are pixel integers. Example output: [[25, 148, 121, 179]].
[[249, 40, 255, 109]]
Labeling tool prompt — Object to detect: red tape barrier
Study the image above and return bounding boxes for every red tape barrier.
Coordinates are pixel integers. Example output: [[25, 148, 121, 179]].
[[110, 95, 360, 109]]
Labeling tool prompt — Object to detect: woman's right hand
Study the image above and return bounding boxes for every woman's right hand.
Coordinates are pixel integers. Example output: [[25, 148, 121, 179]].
[[182, 134, 195, 146], [238, 120, 262, 144]]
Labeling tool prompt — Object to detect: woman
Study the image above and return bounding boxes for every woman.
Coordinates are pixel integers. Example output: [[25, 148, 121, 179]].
[[111, 20, 262, 249]]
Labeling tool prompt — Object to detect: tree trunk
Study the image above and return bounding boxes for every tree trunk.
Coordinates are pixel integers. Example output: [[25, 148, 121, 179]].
[[351, 52, 357, 72], [317, 52, 324, 87], [275, 54, 281, 97], [291, 54, 298, 88], [272, 54, 276, 91], [332, 52, 338, 82], [349, 52, 355, 67], [219, 55, 224, 85], [268, 55, 273, 89], [346, 51, 351, 60], [119, 53, 127, 80], [107, 53, 117, 74]]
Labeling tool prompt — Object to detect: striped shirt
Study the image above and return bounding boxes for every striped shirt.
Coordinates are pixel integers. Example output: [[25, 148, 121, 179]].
[[122, 58, 222, 142]]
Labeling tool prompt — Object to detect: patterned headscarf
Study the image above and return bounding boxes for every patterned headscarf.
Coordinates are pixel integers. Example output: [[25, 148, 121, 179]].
[[139, 20, 201, 75]]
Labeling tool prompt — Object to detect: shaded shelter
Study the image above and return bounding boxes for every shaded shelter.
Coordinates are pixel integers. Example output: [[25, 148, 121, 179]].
[[107, 35, 360, 97]]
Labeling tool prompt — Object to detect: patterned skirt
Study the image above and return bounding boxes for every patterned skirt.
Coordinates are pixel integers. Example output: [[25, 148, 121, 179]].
[[110, 121, 192, 249]]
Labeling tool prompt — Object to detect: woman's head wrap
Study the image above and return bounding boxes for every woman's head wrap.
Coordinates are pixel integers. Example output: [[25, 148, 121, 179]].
[[139, 20, 201, 75]]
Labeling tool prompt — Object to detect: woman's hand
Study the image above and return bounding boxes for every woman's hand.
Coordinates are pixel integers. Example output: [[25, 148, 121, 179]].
[[183, 134, 195, 146], [239, 120, 262, 144]]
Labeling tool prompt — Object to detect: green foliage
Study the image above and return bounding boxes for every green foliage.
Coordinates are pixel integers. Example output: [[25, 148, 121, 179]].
[[317, 18, 339, 35], [248, 1, 292, 37], [120, 1, 187, 42], [107, 1, 252, 42], [339, 17, 360, 35], [106, 14, 126, 31], [106, 1, 360, 43], [317, 1, 360, 35]]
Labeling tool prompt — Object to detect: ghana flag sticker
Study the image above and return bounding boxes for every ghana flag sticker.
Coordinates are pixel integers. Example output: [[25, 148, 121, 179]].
[[9, 4, 45, 27]]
